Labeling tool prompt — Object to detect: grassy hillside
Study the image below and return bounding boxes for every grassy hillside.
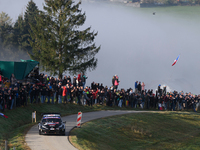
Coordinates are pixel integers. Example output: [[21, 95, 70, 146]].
[[70, 112, 200, 150]]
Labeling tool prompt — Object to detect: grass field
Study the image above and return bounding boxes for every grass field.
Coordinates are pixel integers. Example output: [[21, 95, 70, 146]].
[[70, 112, 200, 150]]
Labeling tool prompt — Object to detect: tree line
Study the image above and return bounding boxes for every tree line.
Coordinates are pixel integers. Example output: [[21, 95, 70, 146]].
[[0, 0, 37, 61], [0, 0, 100, 79]]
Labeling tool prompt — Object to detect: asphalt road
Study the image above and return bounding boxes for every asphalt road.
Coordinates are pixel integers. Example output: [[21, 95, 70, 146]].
[[25, 110, 144, 150]]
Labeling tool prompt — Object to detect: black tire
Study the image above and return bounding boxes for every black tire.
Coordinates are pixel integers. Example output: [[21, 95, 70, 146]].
[[62, 132, 65, 136]]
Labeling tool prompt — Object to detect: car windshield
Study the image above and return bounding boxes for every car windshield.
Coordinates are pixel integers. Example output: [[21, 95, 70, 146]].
[[42, 118, 61, 123]]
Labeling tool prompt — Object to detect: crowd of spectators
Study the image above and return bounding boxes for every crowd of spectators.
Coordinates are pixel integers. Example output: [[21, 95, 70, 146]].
[[0, 69, 199, 112]]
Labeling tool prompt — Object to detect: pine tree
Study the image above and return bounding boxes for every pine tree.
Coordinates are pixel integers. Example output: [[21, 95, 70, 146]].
[[29, 0, 100, 78], [0, 11, 13, 47], [0, 12, 30, 61], [0, 12, 15, 60], [22, 0, 39, 53], [13, 15, 25, 50]]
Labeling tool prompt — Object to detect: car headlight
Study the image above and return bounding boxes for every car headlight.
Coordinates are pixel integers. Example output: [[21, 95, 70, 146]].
[[42, 125, 48, 129]]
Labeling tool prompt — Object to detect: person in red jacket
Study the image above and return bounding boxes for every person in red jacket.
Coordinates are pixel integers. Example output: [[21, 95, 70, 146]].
[[92, 89, 98, 105], [77, 73, 81, 82], [62, 86, 67, 103]]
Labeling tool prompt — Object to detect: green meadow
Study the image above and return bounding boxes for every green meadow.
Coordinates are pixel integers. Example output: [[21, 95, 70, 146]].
[[70, 112, 200, 150]]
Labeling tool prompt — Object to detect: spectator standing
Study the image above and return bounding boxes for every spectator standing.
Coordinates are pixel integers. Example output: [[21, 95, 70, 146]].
[[179, 95, 183, 110], [66, 84, 71, 102], [135, 81, 138, 93], [112, 76, 115, 87], [70, 86, 76, 103], [82, 73, 87, 89], [41, 86, 46, 103], [164, 94, 169, 110], [46, 85, 51, 103], [30, 84, 36, 103], [141, 92, 145, 109], [22, 86, 28, 106], [77, 73, 82, 83], [26, 82, 31, 103], [4, 80, 10, 89], [62, 76, 67, 86], [79, 86, 83, 105], [158, 84, 161, 95], [35, 86, 40, 103], [62, 85, 67, 103], [83, 89, 89, 106], [10, 74, 17, 89], [7, 90, 14, 110], [58, 85, 63, 104], [141, 82, 145, 93], [163, 85, 167, 95], [43, 74, 48, 85], [114, 75, 120, 90], [107, 89, 112, 106], [52, 82, 57, 102], [73, 76, 77, 87], [137, 82, 141, 93], [67, 76, 71, 83]]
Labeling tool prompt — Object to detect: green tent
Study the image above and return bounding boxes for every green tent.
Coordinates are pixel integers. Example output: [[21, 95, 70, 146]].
[[0, 60, 39, 80]]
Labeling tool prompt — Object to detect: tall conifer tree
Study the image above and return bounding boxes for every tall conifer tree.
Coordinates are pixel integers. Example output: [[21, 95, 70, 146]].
[[0, 12, 16, 60], [22, 0, 39, 53], [13, 15, 25, 50], [29, 0, 100, 78]]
